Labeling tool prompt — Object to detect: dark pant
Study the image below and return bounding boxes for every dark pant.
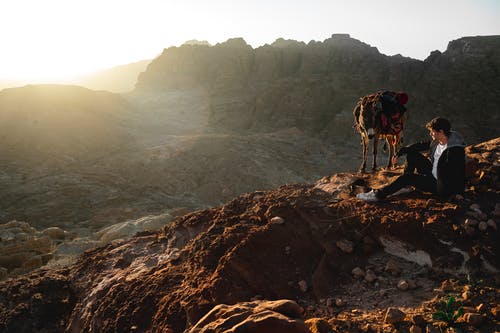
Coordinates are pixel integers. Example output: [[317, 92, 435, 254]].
[[378, 151, 436, 197]]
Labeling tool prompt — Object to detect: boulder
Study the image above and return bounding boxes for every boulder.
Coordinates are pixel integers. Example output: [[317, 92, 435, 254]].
[[305, 318, 332, 333], [188, 300, 309, 333], [42, 227, 67, 240], [384, 307, 406, 324]]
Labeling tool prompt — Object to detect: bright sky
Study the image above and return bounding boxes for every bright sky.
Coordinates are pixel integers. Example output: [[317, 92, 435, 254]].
[[1, 0, 499, 81]]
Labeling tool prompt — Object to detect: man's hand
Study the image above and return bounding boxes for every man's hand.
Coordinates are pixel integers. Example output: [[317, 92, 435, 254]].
[[391, 156, 398, 167]]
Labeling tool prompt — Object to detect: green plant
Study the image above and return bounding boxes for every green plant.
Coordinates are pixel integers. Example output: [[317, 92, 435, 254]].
[[432, 296, 464, 325]]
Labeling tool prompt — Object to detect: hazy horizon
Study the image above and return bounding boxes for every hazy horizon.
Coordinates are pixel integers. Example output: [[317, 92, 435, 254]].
[[2, 0, 499, 82]]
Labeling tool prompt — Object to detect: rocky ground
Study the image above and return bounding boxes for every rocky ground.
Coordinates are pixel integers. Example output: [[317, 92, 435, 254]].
[[0, 137, 498, 332]]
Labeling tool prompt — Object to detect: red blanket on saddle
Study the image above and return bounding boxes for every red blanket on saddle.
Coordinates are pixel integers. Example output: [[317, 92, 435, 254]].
[[361, 90, 408, 135]]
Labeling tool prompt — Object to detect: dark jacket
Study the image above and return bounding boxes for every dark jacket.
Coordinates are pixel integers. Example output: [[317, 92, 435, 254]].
[[398, 131, 466, 197]]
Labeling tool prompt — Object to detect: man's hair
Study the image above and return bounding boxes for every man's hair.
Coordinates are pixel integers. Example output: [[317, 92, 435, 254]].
[[426, 117, 451, 137]]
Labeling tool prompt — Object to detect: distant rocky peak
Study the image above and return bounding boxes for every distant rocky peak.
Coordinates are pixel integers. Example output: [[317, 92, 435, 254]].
[[322, 33, 380, 54], [182, 39, 212, 47], [330, 33, 351, 39], [216, 37, 252, 49], [445, 35, 500, 57], [271, 38, 306, 48]]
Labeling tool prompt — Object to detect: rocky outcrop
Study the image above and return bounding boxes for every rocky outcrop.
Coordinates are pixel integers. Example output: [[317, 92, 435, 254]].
[[0, 212, 176, 280], [135, 35, 500, 143], [0, 221, 62, 278], [95, 212, 173, 243], [410, 36, 500, 140]]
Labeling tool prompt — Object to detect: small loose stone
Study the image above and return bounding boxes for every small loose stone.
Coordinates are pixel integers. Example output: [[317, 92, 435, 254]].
[[469, 203, 481, 212], [385, 259, 401, 276], [397, 280, 409, 291], [478, 221, 488, 231], [486, 219, 497, 230], [464, 225, 475, 235], [464, 218, 478, 226], [352, 267, 365, 278], [364, 269, 377, 282], [384, 307, 406, 324], [298, 280, 308, 292], [336, 239, 354, 253], [270, 216, 285, 224], [462, 290, 472, 300]]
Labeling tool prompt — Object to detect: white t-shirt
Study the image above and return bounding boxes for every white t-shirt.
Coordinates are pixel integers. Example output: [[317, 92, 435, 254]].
[[432, 143, 447, 179]]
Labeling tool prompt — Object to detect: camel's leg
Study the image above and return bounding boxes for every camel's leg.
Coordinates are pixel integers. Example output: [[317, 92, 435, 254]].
[[386, 136, 395, 169], [372, 136, 378, 171], [359, 134, 368, 173], [392, 134, 403, 169]]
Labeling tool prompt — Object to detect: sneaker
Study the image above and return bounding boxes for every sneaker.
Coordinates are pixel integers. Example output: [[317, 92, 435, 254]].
[[356, 190, 379, 202], [389, 187, 413, 197]]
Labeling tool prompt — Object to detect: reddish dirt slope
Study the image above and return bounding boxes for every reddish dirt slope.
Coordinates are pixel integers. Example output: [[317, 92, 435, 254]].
[[1, 138, 498, 333]]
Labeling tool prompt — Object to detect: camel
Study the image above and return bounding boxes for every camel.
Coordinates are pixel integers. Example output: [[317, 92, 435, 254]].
[[353, 91, 407, 173]]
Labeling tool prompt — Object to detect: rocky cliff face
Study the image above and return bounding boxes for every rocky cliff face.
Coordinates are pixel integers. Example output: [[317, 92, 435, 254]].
[[410, 36, 500, 140], [135, 34, 500, 143]]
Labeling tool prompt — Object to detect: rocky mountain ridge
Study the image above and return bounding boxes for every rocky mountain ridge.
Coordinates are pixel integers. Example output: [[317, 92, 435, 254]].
[[77, 59, 151, 93], [135, 34, 500, 142]]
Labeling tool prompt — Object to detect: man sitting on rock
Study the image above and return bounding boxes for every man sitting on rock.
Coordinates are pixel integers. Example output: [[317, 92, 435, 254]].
[[356, 117, 466, 202]]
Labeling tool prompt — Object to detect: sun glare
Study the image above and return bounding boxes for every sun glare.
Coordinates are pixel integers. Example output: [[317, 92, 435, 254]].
[[0, 60, 96, 82], [1, 0, 499, 82], [0, 0, 159, 82]]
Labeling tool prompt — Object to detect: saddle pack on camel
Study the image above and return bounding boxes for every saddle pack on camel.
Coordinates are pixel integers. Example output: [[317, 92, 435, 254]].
[[356, 90, 408, 135]]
